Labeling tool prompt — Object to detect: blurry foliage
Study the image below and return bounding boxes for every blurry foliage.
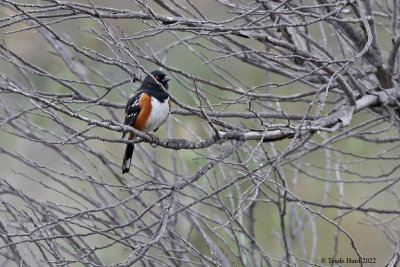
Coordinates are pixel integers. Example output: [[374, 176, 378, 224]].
[[0, 1, 399, 267]]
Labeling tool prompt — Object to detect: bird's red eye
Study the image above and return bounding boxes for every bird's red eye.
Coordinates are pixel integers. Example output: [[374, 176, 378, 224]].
[[155, 76, 160, 81]]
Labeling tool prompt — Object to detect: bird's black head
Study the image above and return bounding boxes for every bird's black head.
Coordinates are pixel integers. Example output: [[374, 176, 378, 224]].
[[142, 70, 170, 91]]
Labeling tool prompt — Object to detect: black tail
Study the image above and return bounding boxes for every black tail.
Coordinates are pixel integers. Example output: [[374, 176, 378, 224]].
[[122, 144, 134, 174]]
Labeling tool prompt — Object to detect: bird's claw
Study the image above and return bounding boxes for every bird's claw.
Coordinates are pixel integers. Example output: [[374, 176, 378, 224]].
[[147, 133, 159, 147]]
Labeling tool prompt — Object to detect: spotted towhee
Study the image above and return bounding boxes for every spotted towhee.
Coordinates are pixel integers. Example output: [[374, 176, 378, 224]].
[[122, 70, 171, 174]]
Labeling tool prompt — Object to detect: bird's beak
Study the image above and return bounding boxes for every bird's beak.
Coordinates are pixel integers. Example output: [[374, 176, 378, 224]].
[[161, 76, 170, 83]]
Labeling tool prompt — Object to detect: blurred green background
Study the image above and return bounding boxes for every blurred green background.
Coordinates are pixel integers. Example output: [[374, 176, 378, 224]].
[[0, 1, 399, 266]]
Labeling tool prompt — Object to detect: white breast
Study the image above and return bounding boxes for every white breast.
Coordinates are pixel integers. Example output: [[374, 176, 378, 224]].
[[143, 97, 170, 132]]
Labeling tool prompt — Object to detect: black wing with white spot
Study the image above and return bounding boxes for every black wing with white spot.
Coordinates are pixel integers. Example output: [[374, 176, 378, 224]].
[[122, 91, 142, 137]]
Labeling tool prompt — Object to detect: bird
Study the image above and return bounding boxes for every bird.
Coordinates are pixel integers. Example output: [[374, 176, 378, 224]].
[[122, 70, 171, 174]]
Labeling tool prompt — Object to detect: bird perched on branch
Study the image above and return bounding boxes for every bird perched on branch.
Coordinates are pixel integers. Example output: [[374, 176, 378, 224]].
[[122, 70, 171, 174]]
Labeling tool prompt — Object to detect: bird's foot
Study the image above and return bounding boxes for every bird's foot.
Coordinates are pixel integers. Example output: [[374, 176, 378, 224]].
[[147, 133, 159, 147]]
